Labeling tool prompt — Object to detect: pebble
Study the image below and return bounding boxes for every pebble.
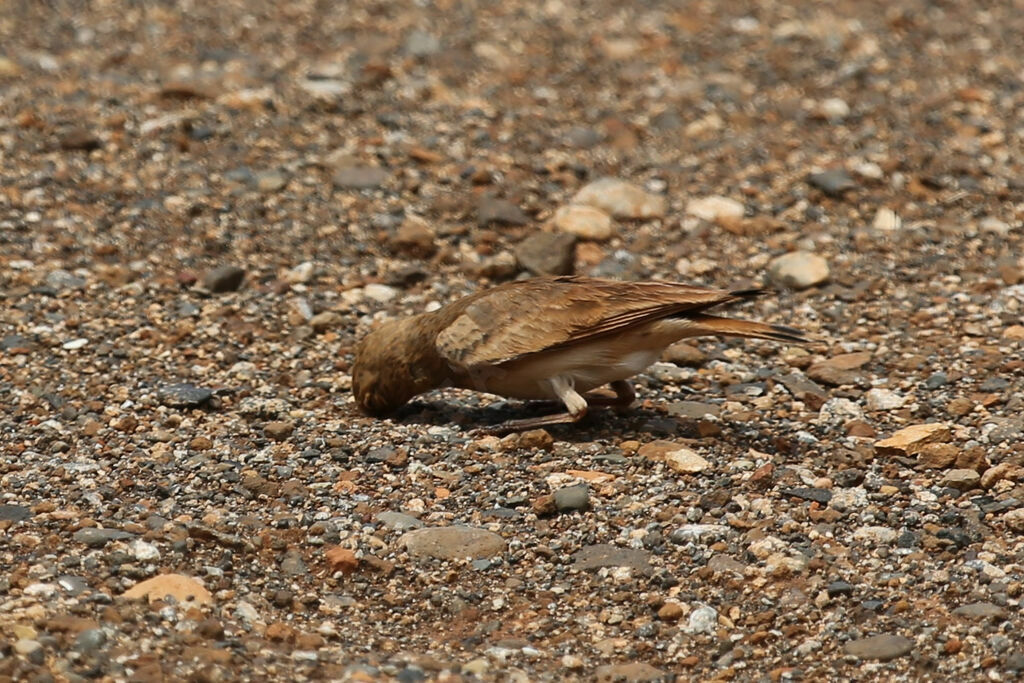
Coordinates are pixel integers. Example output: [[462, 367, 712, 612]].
[[662, 342, 707, 367], [405, 29, 441, 57], [0, 504, 32, 521], [952, 602, 1006, 621], [686, 605, 718, 634], [157, 383, 214, 408], [46, 269, 87, 290], [939, 469, 981, 491], [73, 628, 107, 653], [595, 663, 666, 682], [819, 97, 850, 121], [553, 484, 590, 511], [377, 511, 424, 531], [865, 388, 905, 411], [872, 208, 902, 231], [685, 195, 745, 223], [875, 423, 952, 456], [843, 634, 914, 661], [572, 178, 666, 219], [514, 232, 576, 275], [552, 204, 614, 241], [399, 526, 506, 560], [122, 574, 213, 606], [332, 165, 390, 190], [808, 168, 857, 196], [852, 526, 898, 544], [390, 216, 437, 258], [768, 251, 830, 289], [363, 283, 399, 302], [255, 169, 288, 193], [572, 544, 651, 571], [309, 311, 342, 332], [477, 196, 530, 227], [202, 265, 246, 293], [264, 420, 295, 441], [73, 528, 134, 548], [638, 441, 711, 473], [130, 539, 161, 562], [1002, 509, 1024, 532]]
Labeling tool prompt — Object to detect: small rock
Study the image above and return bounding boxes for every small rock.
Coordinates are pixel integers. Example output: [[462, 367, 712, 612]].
[[666, 401, 720, 419], [657, 601, 684, 621], [685, 195, 745, 223], [73, 628, 107, 653], [264, 420, 295, 441], [517, 429, 554, 450], [843, 634, 914, 661], [808, 168, 857, 196], [573, 544, 651, 572], [638, 441, 711, 473], [827, 580, 855, 597], [256, 169, 288, 193], [0, 504, 32, 522], [552, 204, 614, 241], [916, 443, 959, 469], [73, 528, 134, 548], [572, 178, 666, 219], [59, 128, 102, 152], [477, 196, 530, 227], [130, 539, 161, 562], [768, 251, 830, 289], [332, 165, 390, 190], [553, 484, 590, 512], [875, 423, 952, 456], [940, 468, 981, 491], [981, 463, 1024, 488], [865, 388, 905, 411], [202, 265, 246, 293], [686, 605, 718, 634], [595, 663, 666, 683], [819, 97, 850, 121], [1001, 509, 1024, 533], [363, 283, 399, 302], [123, 574, 213, 606], [872, 208, 902, 231], [45, 269, 87, 290], [852, 526, 898, 544], [952, 602, 1006, 621], [157, 383, 214, 408], [376, 511, 424, 531], [390, 216, 437, 258], [405, 29, 441, 57], [807, 352, 871, 386], [399, 526, 506, 560], [514, 232, 576, 275], [1003, 325, 1024, 340], [309, 311, 342, 332], [662, 342, 707, 367]]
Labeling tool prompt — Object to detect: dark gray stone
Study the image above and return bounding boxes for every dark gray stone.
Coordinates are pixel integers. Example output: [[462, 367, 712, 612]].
[[72, 528, 134, 548], [157, 383, 214, 408]]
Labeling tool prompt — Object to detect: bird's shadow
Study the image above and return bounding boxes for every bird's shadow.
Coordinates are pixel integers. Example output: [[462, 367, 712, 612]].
[[392, 395, 672, 441]]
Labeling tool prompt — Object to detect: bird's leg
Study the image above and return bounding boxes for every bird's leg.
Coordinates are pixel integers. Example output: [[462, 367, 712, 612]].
[[583, 380, 635, 412], [480, 376, 588, 434]]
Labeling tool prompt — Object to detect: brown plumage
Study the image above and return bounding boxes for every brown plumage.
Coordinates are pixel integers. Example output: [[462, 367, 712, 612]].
[[352, 275, 807, 431]]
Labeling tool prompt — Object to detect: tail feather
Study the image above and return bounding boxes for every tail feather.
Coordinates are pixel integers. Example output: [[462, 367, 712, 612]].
[[686, 314, 809, 344]]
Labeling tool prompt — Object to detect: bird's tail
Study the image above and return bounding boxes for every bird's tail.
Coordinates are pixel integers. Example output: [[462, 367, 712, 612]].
[[685, 314, 809, 344]]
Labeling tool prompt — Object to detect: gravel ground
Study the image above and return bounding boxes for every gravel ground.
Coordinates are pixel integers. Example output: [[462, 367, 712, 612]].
[[2, 0, 1023, 680]]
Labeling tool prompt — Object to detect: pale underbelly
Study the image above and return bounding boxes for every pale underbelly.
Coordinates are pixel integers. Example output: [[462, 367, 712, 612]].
[[459, 345, 664, 401]]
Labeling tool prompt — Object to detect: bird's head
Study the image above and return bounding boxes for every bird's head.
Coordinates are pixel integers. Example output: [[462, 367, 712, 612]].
[[351, 316, 446, 415]]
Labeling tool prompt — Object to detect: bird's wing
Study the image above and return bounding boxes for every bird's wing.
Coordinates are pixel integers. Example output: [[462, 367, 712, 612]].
[[435, 276, 746, 368]]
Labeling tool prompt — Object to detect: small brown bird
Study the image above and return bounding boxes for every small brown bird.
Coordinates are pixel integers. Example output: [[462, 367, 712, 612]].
[[352, 275, 807, 431]]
